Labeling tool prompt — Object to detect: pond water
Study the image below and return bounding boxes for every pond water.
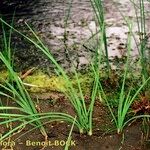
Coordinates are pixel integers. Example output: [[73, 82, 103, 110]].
[[0, 0, 150, 71]]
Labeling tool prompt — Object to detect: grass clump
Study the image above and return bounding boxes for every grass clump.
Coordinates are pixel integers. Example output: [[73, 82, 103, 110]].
[[90, 0, 110, 74], [0, 18, 100, 137], [130, 0, 150, 83], [100, 19, 150, 134]]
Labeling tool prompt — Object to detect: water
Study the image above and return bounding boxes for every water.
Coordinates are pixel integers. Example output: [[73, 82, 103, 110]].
[[0, 0, 150, 71]]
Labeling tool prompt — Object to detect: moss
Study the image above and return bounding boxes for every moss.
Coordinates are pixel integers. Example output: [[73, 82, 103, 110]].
[[0, 68, 94, 94], [71, 73, 93, 95], [0, 70, 8, 83], [24, 71, 67, 93], [23, 70, 94, 95]]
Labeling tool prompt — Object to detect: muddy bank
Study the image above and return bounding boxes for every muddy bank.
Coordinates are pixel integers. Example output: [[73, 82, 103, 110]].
[[0, 92, 149, 150], [0, 0, 150, 71]]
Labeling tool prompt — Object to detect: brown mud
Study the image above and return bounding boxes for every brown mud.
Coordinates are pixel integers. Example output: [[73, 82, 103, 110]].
[[0, 92, 150, 150]]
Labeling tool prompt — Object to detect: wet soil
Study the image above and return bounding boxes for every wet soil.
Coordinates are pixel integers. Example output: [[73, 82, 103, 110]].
[[0, 92, 150, 150]]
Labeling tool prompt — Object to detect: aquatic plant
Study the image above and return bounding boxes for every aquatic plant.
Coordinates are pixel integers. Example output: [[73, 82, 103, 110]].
[[0, 52, 48, 140], [99, 19, 150, 134], [0, 14, 15, 82], [130, 0, 149, 83], [90, 0, 110, 74], [0, 18, 101, 138]]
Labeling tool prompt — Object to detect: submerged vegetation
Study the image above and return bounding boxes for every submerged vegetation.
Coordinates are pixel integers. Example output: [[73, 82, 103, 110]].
[[0, 0, 150, 149]]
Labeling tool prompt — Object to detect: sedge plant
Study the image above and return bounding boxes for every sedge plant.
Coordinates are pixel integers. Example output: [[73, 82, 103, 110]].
[[0, 17, 101, 136], [0, 52, 48, 139], [0, 15, 16, 129], [138, 0, 149, 82], [0, 19, 47, 139], [0, 13, 16, 82], [99, 18, 150, 134], [0, 110, 80, 141], [131, 0, 149, 83], [116, 0, 150, 84], [90, 0, 110, 75], [0, 43, 80, 141]]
